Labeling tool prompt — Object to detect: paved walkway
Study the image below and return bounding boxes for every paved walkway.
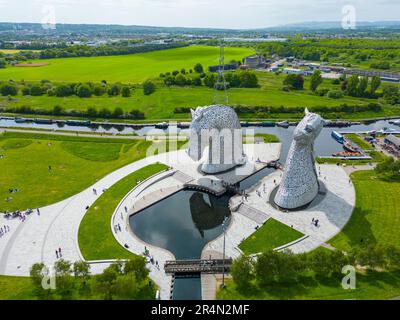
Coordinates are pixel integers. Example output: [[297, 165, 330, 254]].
[[228, 165, 356, 254]]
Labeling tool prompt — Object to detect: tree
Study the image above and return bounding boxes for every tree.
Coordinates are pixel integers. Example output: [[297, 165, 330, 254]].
[[203, 73, 217, 88], [73, 261, 90, 278], [192, 76, 202, 86], [174, 74, 188, 86], [357, 76, 369, 97], [0, 58, 6, 68], [370, 76, 381, 95], [0, 83, 18, 96], [239, 71, 259, 88], [124, 256, 149, 281], [107, 84, 121, 96], [113, 107, 124, 118], [231, 255, 254, 291], [121, 86, 131, 97], [310, 70, 323, 92], [93, 85, 106, 96], [55, 84, 73, 97], [143, 80, 156, 95], [114, 273, 140, 299], [310, 250, 332, 277], [283, 74, 304, 90], [382, 85, 400, 105], [93, 262, 121, 300], [30, 85, 44, 96], [76, 84, 92, 98], [87, 107, 98, 118], [255, 250, 280, 286], [54, 259, 72, 276], [98, 108, 112, 118], [346, 75, 359, 97], [53, 105, 63, 116], [385, 245, 400, 270], [194, 63, 204, 74]]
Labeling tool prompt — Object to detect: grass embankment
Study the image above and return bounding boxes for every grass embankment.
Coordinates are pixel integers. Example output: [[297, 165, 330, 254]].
[[0, 45, 254, 83], [0, 276, 36, 300], [330, 170, 400, 252], [0, 131, 152, 211], [345, 134, 374, 150], [78, 163, 169, 260], [239, 219, 303, 255], [243, 133, 280, 144], [217, 269, 400, 300]]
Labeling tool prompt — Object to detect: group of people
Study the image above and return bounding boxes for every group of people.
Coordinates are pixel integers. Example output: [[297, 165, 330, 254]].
[[55, 247, 62, 259], [143, 246, 160, 270], [311, 218, 320, 227], [0, 225, 10, 238], [114, 223, 122, 233]]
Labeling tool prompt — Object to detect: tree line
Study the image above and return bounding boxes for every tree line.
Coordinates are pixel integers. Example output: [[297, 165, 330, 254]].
[[29, 257, 156, 300], [160, 63, 259, 89], [230, 244, 400, 293]]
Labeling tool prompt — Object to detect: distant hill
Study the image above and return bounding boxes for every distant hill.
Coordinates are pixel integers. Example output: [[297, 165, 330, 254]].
[[0, 21, 399, 37]]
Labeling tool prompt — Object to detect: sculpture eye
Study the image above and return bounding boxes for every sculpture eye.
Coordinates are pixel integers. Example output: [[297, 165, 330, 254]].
[[305, 124, 313, 133]]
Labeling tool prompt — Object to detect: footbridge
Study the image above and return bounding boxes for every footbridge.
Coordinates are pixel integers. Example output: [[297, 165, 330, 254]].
[[164, 258, 232, 274]]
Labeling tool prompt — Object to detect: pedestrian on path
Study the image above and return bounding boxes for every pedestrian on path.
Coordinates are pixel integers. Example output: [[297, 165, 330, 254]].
[[37, 208, 40, 216], [56, 250, 59, 259], [58, 247, 62, 257]]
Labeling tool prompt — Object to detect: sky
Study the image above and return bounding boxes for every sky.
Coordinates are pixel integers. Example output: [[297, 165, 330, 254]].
[[0, 0, 399, 29]]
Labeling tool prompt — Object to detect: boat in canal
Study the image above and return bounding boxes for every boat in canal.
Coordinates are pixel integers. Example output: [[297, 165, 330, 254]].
[[261, 121, 276, 127], [331, 131, 345, 144], [277, 120, 290, 128]]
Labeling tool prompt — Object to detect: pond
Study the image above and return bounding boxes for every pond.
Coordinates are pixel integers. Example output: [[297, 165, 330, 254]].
[[129, 190, 231, 300]]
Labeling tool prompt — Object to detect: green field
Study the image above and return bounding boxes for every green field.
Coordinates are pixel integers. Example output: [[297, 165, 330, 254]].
[[0, 45, 254, 83], [2, 71, 396, 121], [239, 219, 303, 255], [330, 170, 400, 251], [78, 163, 168, 261], [0, 132, 151, 211]]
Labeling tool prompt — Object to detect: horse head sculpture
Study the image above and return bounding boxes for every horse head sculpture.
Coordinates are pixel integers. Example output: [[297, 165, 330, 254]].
[[187, 105, 246, 174], [274, 108, 325, 209]]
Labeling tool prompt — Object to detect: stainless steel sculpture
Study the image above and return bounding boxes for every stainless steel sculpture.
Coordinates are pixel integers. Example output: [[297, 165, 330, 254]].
[[274, 109, 325, 209], [187, 105, 246, 174]]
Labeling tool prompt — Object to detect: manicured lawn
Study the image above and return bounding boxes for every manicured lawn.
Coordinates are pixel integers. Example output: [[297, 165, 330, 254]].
[[330, 170, 400, 251], [217, 269, 400, 300], [239, 218, 304, 255], [0, 45, 254, 83], [78, 163, 169, 260], [0, 132, 152, 211]]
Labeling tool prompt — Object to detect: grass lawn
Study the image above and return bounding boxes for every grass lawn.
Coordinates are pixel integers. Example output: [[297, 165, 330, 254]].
[[78, 163, 169, 260], [0, 276, 36, 300], [0, 45, 254, 83], [2, 70, 399, 121], [330, 170, 400, 251], [217, 269, 400, 300], [239, 218, 304, 255], [345, 134, 373, 150], [0, 131, 152, 211]]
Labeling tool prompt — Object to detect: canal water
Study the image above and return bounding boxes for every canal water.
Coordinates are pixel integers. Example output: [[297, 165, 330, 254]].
[[129, 190, 232, 300]]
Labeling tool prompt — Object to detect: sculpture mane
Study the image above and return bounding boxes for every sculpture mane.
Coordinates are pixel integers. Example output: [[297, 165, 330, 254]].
[[274, 109, 325, 209], [188, 105, 246, 174]]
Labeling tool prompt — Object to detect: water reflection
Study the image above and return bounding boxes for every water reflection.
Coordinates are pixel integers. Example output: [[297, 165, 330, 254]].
[[129, 190, 231, 260]]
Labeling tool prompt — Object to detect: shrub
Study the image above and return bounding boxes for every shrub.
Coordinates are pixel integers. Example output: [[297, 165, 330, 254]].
[[0, 83, 18, 96], [327, 90, 344, 99], [121, 86, 131, 97], [143, 80, 156, 95]]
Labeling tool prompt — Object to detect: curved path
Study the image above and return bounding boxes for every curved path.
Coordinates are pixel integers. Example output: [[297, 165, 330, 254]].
[[0, 151, 191, 277]]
